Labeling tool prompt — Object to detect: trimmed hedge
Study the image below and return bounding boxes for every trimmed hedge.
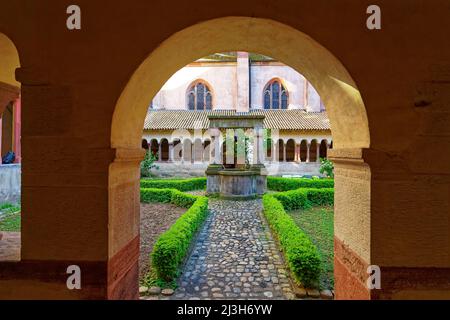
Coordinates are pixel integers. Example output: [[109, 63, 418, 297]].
[[140, 188, 198, 208], [262, 195, 321, 287], [140, 188, 173, 204], [267, 177, 334, 191], [273, 189, 310, 211], [151, 196, 209, 282], [171, 190, 198, 208], [272, 188, 334, 210], [306, 188, 334, 206], [140, 177, 206, 191]]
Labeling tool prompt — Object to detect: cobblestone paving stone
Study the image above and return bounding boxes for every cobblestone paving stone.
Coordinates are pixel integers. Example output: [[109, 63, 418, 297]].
[[170, 199, 295, 300]]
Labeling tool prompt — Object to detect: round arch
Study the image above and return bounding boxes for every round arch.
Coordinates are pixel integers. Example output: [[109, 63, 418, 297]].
[[108, 16, 371, 300], [0, 33, 20, 88], [111, 17, 370, 150], [0, 32, 21, 115], [0, 32, 21, 262], [285, 139, 295, 162]]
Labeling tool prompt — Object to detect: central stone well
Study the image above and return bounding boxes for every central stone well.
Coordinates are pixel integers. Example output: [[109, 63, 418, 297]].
[[205, 113, 267, 199], [206, 165, 267, 199]]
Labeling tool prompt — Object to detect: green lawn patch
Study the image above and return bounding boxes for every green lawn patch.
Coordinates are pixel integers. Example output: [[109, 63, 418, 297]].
[[288, 205, 334, 290], [0, 203, 21, 232]]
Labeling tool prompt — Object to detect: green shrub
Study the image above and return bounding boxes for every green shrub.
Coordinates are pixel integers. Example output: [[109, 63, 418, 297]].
[[319, 158, 334, 178], [267, 177, 334, 191], [306, 188, 334, 206], [151, 196, 209, 282], [140, 188, 199, 209], [140, 188, 173, 203], [140, 151, 159, 178], [140, 177, 206, 191], [262, 195, 321, 287], [273, 189, 310, 211], [171, 190, 198, 208]]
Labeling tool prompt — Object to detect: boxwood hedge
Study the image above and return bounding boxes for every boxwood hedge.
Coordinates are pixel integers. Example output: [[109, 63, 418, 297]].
[[306, 188, 334, 206], [140, 177, 206, 191], [151, 196, 209, 282], [140, 188, 198, 208], [272, 187, 334, 210], [262, 195, 321, 287], [267, 177, 334, 191], [272, 189, 310, 211]]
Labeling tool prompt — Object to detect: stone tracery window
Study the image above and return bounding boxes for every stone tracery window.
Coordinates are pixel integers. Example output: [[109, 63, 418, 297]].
[[187, 81, 213, 110], [263, 79, 288, 109]]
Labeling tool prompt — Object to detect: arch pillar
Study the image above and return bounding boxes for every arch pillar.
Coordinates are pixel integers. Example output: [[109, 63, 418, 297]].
[[316, 142, 320, 162], [295, 143, 300, 163], [272, 141, 277, 163], [108, 147, 145, 299], [329, 148, 371, 299], [168, 141, 175, 162], [306, 142, 310, 163]]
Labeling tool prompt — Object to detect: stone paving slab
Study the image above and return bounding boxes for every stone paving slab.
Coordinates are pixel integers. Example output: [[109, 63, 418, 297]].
[[170, 199, 294, 300]]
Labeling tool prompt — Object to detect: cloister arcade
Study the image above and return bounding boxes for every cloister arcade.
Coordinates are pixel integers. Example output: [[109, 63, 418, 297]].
[[141, 136, 331, 165]]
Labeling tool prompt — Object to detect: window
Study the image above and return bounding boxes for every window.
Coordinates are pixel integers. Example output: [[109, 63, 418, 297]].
[[263, 80, 288, 109], [187, 81, 213, 110]]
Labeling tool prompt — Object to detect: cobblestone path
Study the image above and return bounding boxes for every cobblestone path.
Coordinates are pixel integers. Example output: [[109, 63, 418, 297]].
[[171, 199, 294, 300]]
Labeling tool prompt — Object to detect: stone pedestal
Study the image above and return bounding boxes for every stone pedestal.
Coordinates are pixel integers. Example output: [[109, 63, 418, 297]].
[[206, 164, 267, 199]]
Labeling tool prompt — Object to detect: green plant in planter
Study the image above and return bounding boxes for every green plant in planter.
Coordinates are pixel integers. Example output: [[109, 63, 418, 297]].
[[319, 158, 334, 178], [140, 150, 159, 178]]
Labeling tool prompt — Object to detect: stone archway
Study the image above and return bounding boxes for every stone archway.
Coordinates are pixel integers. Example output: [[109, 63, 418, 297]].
[[286, 139, 295, 162], [109, 17, 371, 300], [0, 32, 21, 263], [0, 33, 21, 162]]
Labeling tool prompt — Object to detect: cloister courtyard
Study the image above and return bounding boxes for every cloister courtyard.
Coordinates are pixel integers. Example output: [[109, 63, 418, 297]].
[[135, 175, 335, 300], [1, 177, 335, 300], [1, 2, 450, 301]]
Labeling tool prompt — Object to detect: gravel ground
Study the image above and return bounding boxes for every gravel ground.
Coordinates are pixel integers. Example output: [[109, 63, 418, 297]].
[[139, 203, 186, 279]]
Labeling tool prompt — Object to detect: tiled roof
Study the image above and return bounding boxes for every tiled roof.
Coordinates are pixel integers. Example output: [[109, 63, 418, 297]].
[[144, 109, 330, 131], [196, 52, 275, 63]]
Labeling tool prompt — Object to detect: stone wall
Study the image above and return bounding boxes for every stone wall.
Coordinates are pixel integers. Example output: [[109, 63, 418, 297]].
[[151, 61, 322, 110], [0, 164, 20, 204]]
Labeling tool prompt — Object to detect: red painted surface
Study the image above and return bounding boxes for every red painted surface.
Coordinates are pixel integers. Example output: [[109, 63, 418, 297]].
[[334, 237, 371, 300], [0, 116, 2, 163], [334, 256, 371, 300], [0, 259, 107, 299], [107, 235, 139, 300], [13, 97, 21, 163]]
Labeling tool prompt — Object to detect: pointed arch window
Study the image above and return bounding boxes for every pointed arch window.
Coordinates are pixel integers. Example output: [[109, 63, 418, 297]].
[[187, 81, 213, 110], [263, 80, 288, 109]]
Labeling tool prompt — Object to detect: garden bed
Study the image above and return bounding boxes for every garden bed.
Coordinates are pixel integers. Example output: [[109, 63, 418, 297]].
[[139, 202, 186, 279], [140, 186, 209, 288], [288, 206, 334, 290], [0, 203, 21, 232], [262, 185, 334, 290]]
